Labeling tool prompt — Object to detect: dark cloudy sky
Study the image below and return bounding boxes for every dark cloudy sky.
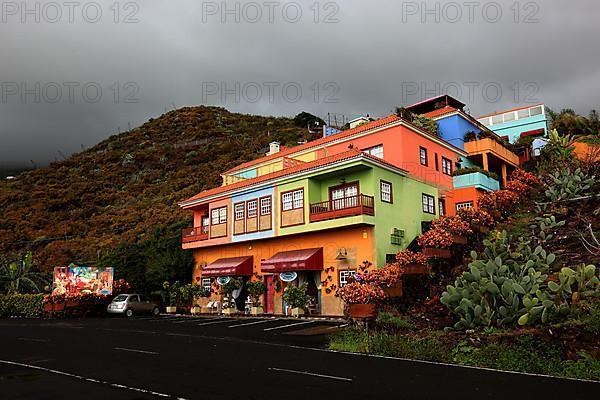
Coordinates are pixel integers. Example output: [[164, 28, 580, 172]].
[[1, 0, 598, 164]]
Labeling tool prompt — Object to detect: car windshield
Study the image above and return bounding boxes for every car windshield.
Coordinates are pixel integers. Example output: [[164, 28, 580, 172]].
[[113, 295, 128, 302]]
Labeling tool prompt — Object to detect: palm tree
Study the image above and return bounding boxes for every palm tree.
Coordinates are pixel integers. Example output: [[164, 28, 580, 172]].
[[0, 252, 47, 295]]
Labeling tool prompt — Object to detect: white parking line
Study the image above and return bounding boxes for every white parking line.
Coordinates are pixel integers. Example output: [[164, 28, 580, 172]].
[[114, 347, 159, 355], [263, 320, 315, 331], [228, 319, 280, 328], [0, 359, 188, 399], [268, 367, 353, 382], [17, 338, 49, 343], [172, 318, 213, 324], [197, 319, 236, 326]]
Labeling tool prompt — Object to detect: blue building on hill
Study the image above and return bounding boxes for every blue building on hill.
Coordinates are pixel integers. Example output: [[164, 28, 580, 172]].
[[476, 104, 548, 144]]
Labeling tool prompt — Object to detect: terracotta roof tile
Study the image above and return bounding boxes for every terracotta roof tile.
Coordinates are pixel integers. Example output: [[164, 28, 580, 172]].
[[180, 148, 403, 207], [423, 106, 458, 119], [223, 114, 400, 174]]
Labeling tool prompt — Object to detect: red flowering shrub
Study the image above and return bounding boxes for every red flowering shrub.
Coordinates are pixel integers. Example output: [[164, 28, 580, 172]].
[[494, 190, 520, 211], [418, 228, 453, 249], [511, 169, 541, 187], [505, 180, 531, 197], [113, 279, 132, 295], [396, 250, 429, 266], [457, 208, 494, 228], [337, 283, 386, 305], [431, 216, 473, 236], [361, 264, 403, 288]]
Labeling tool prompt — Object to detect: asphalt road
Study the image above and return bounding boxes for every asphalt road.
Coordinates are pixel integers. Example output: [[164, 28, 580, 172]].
[[0, 315, 598, 400]]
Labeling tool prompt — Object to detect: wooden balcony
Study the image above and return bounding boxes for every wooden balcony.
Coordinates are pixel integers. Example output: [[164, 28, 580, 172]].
[[309, 194, 375, 223], [464, 138, 519, 166], [182, 227, 209, 244]]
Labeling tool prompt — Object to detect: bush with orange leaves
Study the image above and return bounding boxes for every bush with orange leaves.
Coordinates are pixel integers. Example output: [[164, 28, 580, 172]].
[[431, 215, 473, 236], [511, 169, 541, 187]]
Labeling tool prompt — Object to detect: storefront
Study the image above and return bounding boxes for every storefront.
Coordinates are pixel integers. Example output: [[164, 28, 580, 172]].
[[202, 256, 253, 311], [261, 248, 323, 315]]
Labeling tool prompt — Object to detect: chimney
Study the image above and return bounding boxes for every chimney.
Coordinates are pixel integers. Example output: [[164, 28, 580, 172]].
[[267, 141, 281, 156]]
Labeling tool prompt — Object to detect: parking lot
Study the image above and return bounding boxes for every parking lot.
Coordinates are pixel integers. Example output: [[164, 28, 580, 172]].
[[1, 316, 598, 400]]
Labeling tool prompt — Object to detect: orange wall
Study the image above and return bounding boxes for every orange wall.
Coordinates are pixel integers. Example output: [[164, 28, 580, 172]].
[[193, 226, 375, 316], [326, 124, 458, 191], [448, 187, 485, 214]]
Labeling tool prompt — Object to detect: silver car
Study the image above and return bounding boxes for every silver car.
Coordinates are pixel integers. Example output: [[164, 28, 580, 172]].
[[107, 294, 160, 317]]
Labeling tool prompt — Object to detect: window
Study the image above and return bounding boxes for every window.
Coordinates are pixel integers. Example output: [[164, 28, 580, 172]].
[[380, 180, 392, 203], [260, 197, 272, 216], [283, 189, 303, 211], [128, 295, 139, 303], [517, 108, 530, 119], [419, 147, 428, 166], [491, 114, 503, 125], [363, 145, 384, 159], [422, 194, 435, 214], [339, 270, 356, 288], [456, 201, 474, 211], [439, 199, 446, 216], [201, 278, 211, 292], [441, 157, 452, 176], [202, 217, 210, 233], [234, 203, 245, 221], [247, 200, 258, 218], [211, 209, 219, 225], [503, 112, 516, 122], [434, 153, 439, 171], [212, 207, 227, 224], [219, 207, 227, 224], [529, 105, 543, 116]]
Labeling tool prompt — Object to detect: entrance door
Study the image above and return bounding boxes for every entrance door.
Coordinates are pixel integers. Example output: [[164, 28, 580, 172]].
[[265, 275, 275, 314]]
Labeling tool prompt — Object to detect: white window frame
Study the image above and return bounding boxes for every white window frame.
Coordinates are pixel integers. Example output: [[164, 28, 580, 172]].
[[282, 192, 293, 211], [363, 144, 384, 159], [456, 201, 474, 211], [201, 278, 211, 292], [422, 194, 435, 215], [419, 147, 428, 166], [247, 200, 258, 218], [380, 181, 392, 203], [219, 207, 227, 224], [339, 270, 356, 288], [260, 196, 272, 216], [292, 189, 304, 209], [441, 157, 452, 176], [211, 209, 219, 225], [234, 203, 245, 221]]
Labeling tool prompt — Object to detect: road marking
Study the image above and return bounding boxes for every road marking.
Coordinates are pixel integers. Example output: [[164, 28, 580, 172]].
[[263, 320, 315, 331], [172, 318, 212, 324], [327, 324, 348, 330], [114, 347, 159, 355], [268, 367, 353, 382], [197, 319, 235, 326], [17, 338, 49, 343], [228, 319, 280, 328], [0, 359, 188, 399]]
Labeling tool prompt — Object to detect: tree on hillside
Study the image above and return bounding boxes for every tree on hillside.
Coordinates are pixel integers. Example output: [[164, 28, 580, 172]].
[[549, 108, 600, 137]]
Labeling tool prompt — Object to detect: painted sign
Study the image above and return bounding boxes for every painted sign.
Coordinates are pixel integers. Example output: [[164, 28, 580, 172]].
[[279, 271, 298, 282], [52, 265, 114, 296], [216, 276, 231, 286]]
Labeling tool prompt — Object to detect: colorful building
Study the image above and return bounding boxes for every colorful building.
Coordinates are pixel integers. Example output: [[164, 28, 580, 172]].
[[477, 104, 548, 144], [179, 95, 520, 316]]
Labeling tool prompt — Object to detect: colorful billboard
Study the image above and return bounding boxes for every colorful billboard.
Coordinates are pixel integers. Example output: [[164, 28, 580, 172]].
[[53, 265, 114, 296]]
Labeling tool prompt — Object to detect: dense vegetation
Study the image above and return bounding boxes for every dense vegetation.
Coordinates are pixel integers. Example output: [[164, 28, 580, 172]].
[[0, 107, 321, 291]]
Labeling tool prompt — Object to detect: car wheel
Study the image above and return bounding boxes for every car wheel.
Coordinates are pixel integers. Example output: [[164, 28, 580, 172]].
[[152, 307, 160, 316], [125, 309, 134, 318]]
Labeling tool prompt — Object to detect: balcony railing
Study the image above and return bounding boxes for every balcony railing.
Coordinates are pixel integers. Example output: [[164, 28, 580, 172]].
[[309, 194, 375, 223], [464, 138, 519, 166], [182, 227, 209, 244]]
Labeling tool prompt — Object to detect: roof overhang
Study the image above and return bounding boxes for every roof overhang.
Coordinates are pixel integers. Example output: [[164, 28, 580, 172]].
[[261, 248, 323, 273], [202, 256, 253, 277]]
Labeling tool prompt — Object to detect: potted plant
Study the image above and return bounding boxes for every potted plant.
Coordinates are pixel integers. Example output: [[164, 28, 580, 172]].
[[163, 281, 180, 314], [220, 278, 242, 315], [457, 208, 495, 233], [337, 282, 385, 319], [282, 283, 310, 317], [246, 280, 266, 315], [418, 229, 453, 258], [395, 250, 431, 275]]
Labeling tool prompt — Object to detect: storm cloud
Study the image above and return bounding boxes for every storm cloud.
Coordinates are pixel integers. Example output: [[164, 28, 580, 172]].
[[1, 0, 599, 163]]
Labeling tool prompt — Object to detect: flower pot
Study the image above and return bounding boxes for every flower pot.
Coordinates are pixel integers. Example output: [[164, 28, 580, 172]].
[[422, 248, 452, 259], [452, 235, 468, 245], [291, 307, 304, 317], [250, 306, 264, 315], [383, 282, 403, 298], [166, 306, 177, 314], [402, 263, 431, 275], [190, 306, 201, 315], [349, 303, 377, 319]]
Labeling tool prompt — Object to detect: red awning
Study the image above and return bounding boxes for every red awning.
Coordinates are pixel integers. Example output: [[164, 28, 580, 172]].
[[261, 248, 323, 273], [203, 256, 253, 277]]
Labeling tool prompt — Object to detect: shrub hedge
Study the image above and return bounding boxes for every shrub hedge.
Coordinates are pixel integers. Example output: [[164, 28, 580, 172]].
[[0, 294, 44, 318]]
